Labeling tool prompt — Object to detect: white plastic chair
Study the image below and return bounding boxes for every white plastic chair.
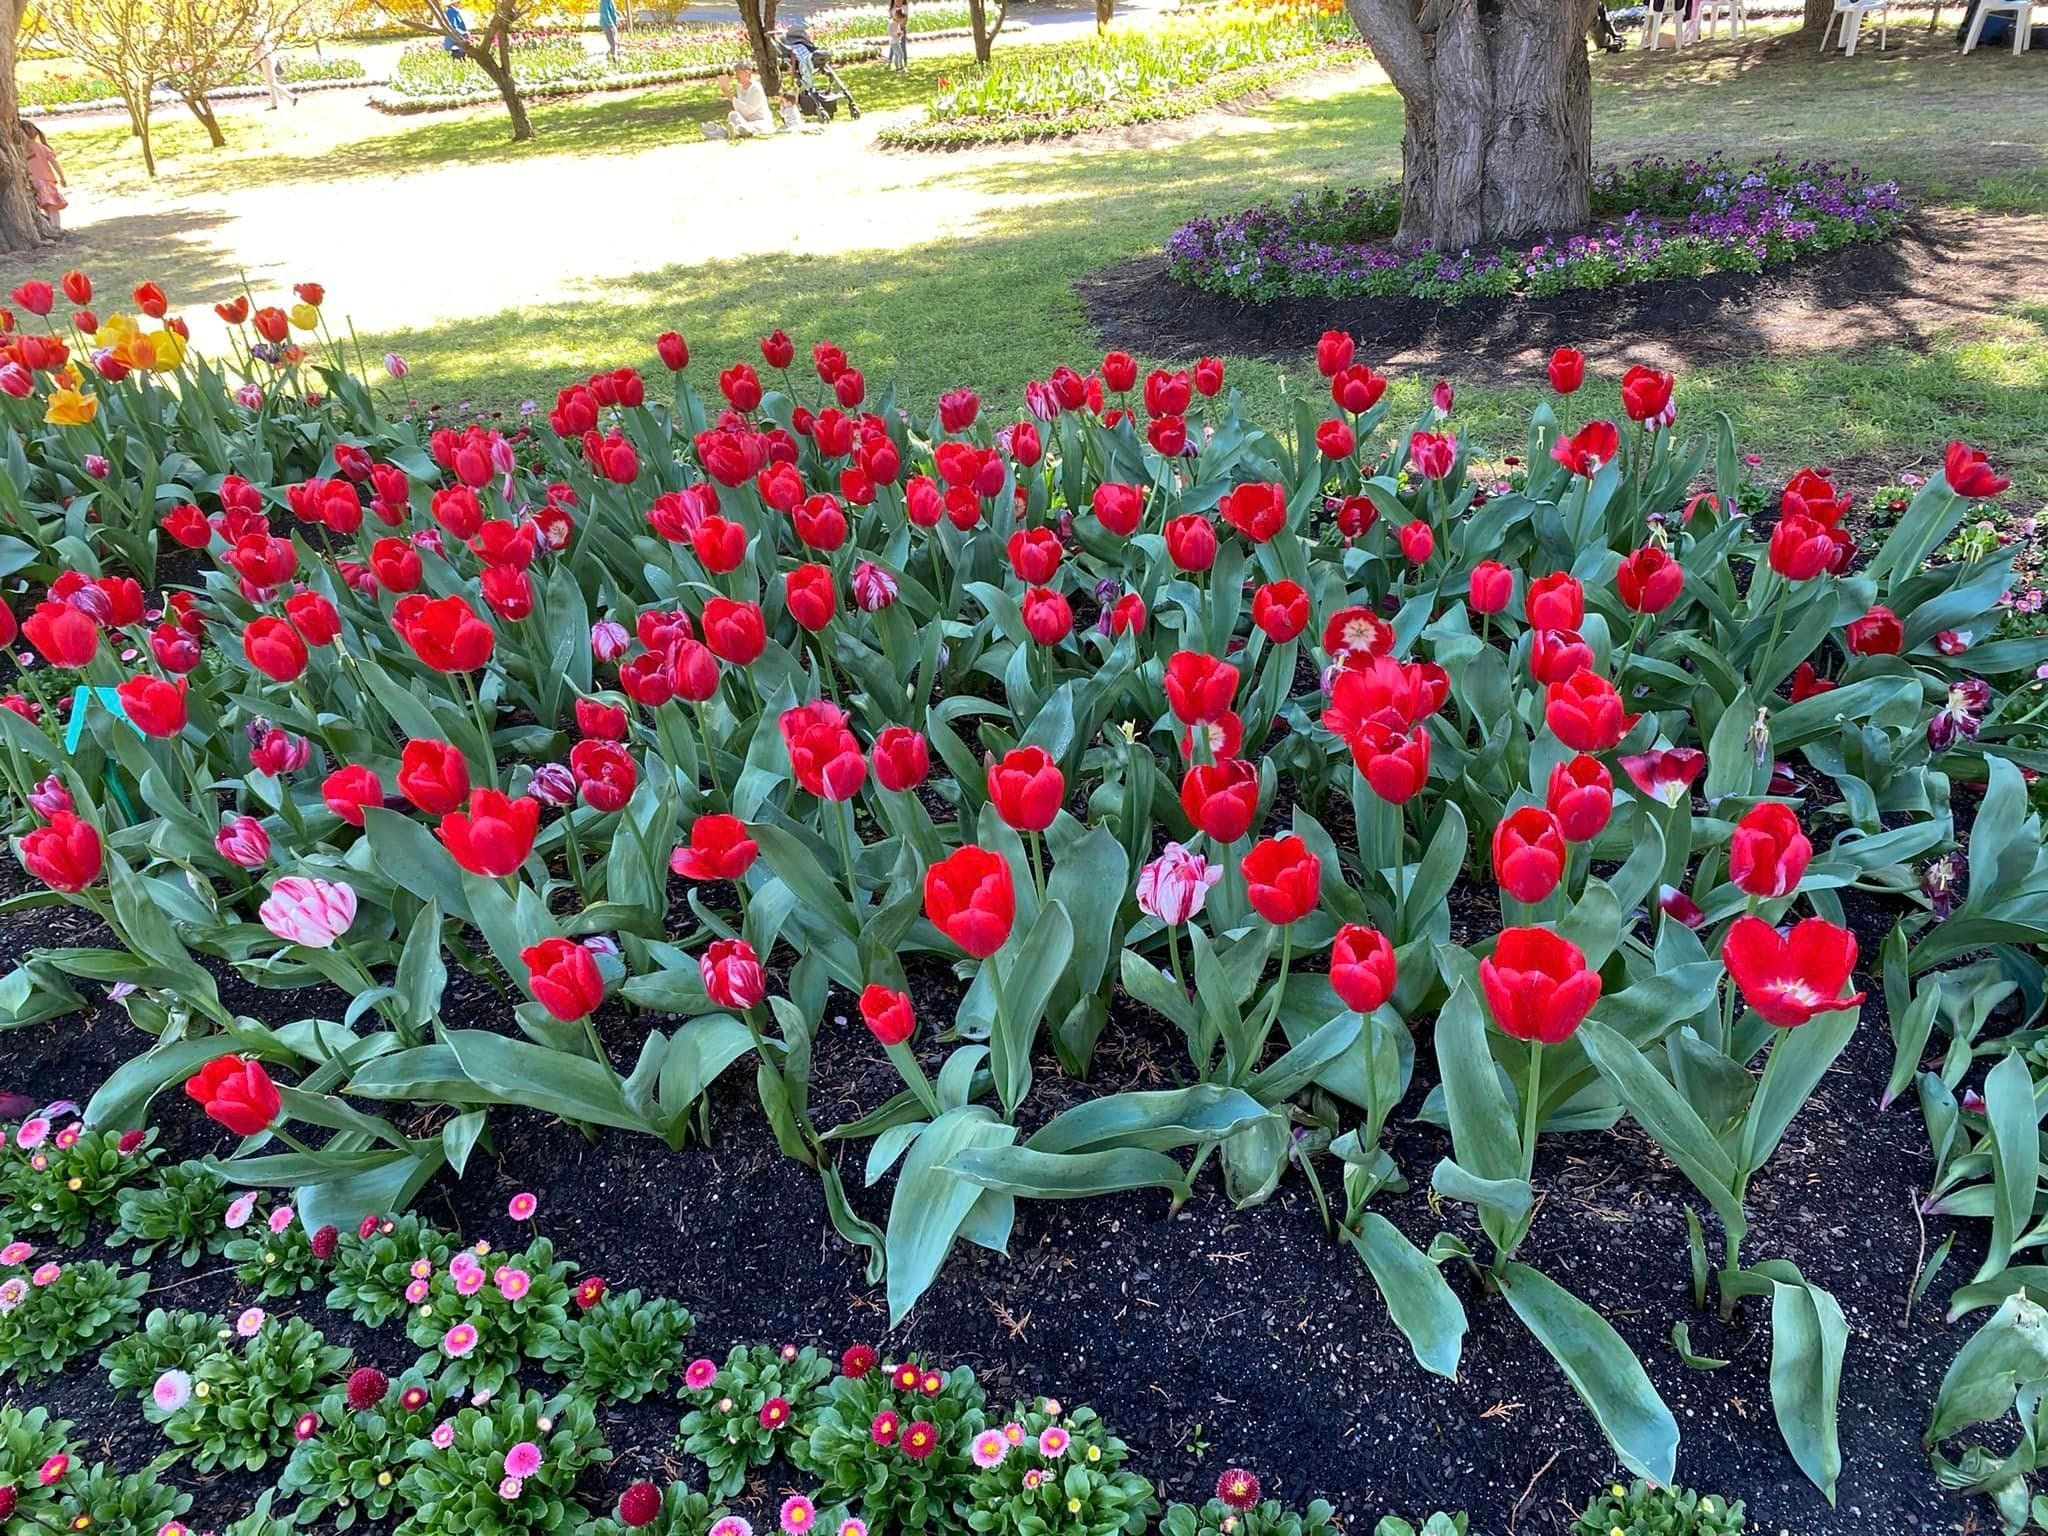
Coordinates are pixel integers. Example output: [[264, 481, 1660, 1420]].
[[1642, 0, 1688, 49], [1821, 0, 1890, 55], [1695, 0, 1747, 39], [1963, 0, 2036, 53]]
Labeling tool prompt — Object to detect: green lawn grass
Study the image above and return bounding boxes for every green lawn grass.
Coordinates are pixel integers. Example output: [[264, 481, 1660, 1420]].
[[357, 32, 2048, 496]]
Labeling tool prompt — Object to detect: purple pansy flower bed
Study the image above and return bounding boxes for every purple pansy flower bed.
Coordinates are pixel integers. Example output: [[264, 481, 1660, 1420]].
[[1163, 153, 1908, 304]]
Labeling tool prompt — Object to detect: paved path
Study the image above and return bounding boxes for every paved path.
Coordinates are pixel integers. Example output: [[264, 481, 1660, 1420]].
[[13, 42, 1370, 362]]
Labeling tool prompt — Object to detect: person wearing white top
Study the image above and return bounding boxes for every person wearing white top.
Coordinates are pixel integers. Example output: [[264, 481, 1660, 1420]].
[[721, 64, 777, 136]]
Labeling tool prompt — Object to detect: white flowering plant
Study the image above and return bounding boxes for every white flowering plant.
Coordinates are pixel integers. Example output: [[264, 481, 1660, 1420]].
[[99, 1305, 225, 1394]]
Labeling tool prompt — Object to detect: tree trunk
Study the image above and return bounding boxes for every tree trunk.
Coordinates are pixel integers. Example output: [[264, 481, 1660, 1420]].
[[737, 0, 781, 92], [1802, 0, 1833, 32], [1095, 0, 1112, 31], [1348, 0, 1597, 252], [184, 92, 227, 147], [966, 0, 1004, 62], [0, 0, 42, 255], [472, 32, 532, 139]]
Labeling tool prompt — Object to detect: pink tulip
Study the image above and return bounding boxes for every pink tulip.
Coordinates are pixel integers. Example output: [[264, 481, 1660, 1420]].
[[27, 776, 71, 818], [1135, 842, 1223, 927], [258, 876, 358, 948], [215, 815, 271, 868]]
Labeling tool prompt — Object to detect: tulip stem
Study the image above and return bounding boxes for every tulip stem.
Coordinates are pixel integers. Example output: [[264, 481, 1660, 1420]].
[[694, 702, 724, 807], [560, 810, 589, 902], [1757, 587, 1789, 688], [1520, 1041, 1544, 1186], [1027, 831, 1047, 908], [1240, 925, 1292, 1084], [458, 669, 498, 783], [582, 1016, 610, 1071], [835, 799, 863, 908], [886, 1039, 942, 1118]]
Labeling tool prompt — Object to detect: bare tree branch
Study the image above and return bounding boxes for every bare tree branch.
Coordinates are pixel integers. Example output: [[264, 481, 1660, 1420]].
[[1343, 0, 1431, 105]]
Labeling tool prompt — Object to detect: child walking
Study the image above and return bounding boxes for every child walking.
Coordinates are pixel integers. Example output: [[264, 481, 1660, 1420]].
[[21, 121, 66, 237]]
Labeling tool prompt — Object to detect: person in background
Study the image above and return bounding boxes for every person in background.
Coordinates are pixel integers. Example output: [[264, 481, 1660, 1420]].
[[442, 3, 469, 56], [885, 0, 909, 70], [21, 121, 66, 237], [599, 0, 622, 62], [718, 62, 777, 136], [255, 29, 297, 109]]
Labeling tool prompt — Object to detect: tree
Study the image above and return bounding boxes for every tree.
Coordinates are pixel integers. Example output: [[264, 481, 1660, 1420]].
[[1095, 0, 1111, 31], [392, 0, 536, 140], [0, 0, 44, 253], [38, 0, 169, 174], [1344, 0, 1601, 252], [158, 0, 279, 148], [1802, 0, 1832, 32], [965, 0, 1005, 64], [736, 0, 779, 95]]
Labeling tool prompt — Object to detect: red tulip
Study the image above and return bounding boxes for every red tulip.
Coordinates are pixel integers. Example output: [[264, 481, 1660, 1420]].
[[1550, 420, 1619, 477], [1468, 561, 1514, 616], [1528, 628, 1594, 688], [522, 937, 605, 1021], [60, 269, 91, 304], [860, 984, 915, 1046], [1020, 586, 1072, 646], [438, 789, 540, 877], [655, 330, 689, 370], [398, 740, 470, 816], [873, 726, 930, 793], [1330, 364, 1387, 415], [243, 617, 308, 682], [183, 1054, 280, 1136], [321, 764, 382, 826], [18, 811, 102, 892], [1348, 720, 1431, 805], [781, 701, 867, 801], [1316, 418, 1355, 460], [1181, 758, 1260, 843], [1101, 350, 1138, 393], [285, 592, 341, 646], [1620, 747, 1705, 808], [1219, 483, 1287, 544], [1408, 431, 1456, 481], [701, 597, 767, 665], [783, 564, 837, 633], [1240, 835, 1320, 925], [1092, 482, 1144, 537], [1165, 651, 1239, 726], [1143, 369, 1192, 418], [1492, 807, 1566, 903], [1315, 329, 1354, 378], [1397, 520, 1434, 565], [1845, 605, 1903, 656], [1544, 670, 1634, 753], [1164, 515, 1216, 572], [9, 280, 52, 316], [1147, 415, 1187, 457], [116, 675, 187, 738], [1251, 581, 1309, 643], [395, 594, 494, 673], [793, 495, 847, 553], [1728, 802, 1811, 899], [1193, 356, 1224, 397], [1545, 755, 1613, 843], [1721, 915, 1864, 1028], [24, 602, 99, 668], [1616, 546, 1683, 615], [575, 696, 629, 740], [1523, 574, 1581, 633], [1480, 926, 1602, 1044], [1945, 441, 2008, 499], [161, 503, 210, 548], [924, 846, 1016, 958], [1547, 347, 1585, 394], [368, 538, 423, 594], [570, 739, 637, 813], [692, 516, 748, 574], [1107, 593, 1147, 636], [671, 813, 758, 880], [986, 746, 1064, 833], [700, 937, 765, 1010], [1330, 924, 1396, 1014], [1007, 527, 1064, 585], [1620, 365, 1673, 423]]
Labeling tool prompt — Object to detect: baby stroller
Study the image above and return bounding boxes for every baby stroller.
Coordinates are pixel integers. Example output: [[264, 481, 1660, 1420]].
[[776, 24, 860, 120]]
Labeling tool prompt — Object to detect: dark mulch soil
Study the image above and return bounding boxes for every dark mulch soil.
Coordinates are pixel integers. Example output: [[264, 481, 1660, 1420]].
[[2, 863, 1984, 1536], [1080, 209, 2048, 383]]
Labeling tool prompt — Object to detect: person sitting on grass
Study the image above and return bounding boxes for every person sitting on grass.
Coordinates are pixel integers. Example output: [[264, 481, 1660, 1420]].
[[718, 63, 777, 137]]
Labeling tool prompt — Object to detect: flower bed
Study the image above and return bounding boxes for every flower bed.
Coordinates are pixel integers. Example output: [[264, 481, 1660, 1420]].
[[0, 266, 2041, 1530], [878, 2, 1358, 148], [1164, 154, 1908, 304]]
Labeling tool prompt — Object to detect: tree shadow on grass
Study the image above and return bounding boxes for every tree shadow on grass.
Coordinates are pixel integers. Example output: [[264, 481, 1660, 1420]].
[[0, 206, 246, 304]]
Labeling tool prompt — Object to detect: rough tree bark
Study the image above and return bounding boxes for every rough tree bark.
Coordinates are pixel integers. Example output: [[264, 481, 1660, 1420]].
[[966, 0, 1006, 63], [1096, 0, 1112, 32], [1802, 0, 1832, 31], [0, 0, 42, 253], [737, 0, 780, 94], [1345, 0, 1599, 252]]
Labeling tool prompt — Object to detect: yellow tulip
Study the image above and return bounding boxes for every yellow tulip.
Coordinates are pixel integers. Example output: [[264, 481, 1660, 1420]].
[[289, 303, 320, 333], [44, 388, 98, 427], [147, 328, 186, 370], [111, 332, 159, 372]]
